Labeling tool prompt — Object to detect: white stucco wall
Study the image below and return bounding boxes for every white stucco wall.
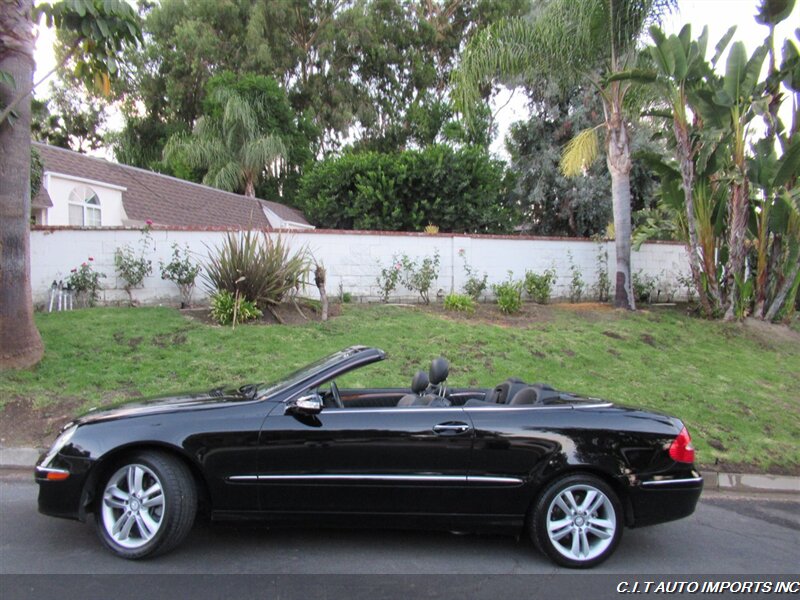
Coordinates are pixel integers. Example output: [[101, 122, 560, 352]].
[[30, 228, 691, 306], [42, 172, 128, 227]]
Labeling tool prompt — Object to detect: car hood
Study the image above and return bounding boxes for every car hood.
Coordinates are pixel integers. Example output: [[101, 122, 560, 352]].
[[73, 387, 260, 426]]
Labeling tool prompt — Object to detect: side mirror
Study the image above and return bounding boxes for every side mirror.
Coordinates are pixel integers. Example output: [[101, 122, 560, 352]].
[[287, 393, 323, 416]]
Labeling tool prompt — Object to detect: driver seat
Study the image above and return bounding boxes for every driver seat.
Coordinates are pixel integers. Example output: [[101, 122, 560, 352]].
[[397, 371, 432, 407]]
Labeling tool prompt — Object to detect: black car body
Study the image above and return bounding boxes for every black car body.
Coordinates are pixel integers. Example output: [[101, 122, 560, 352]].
[[36, 346, 702, 567]]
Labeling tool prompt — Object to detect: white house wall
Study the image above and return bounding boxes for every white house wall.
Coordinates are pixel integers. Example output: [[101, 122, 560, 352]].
[[30, 228, 692, 306], [43, 173, 128, 227]]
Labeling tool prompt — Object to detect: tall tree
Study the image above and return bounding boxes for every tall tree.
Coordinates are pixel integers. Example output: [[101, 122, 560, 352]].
[[163, 77, 289, 198], [453, 0, 674, 309], [0, 0, 140, 369]]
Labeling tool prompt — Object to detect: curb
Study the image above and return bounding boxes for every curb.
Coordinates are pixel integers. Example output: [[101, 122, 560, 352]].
[[2, 447, 798, 494]]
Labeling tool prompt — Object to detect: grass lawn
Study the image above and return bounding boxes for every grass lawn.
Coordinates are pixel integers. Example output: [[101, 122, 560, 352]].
[[1, 303, 798, 472]]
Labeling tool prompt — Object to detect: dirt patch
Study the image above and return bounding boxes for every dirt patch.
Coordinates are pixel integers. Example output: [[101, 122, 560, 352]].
[[563, 349, 576, 357], [640, 333, 657, 347], [602, 330, 624, 340], [152, 331, 189, 348], [0, 397, 84, 447], [739, 318, 800, 348], [181, 301, 341, 327]]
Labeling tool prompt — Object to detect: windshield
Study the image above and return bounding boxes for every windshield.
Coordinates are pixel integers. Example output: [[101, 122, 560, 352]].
[[256, 347, 369, 398]]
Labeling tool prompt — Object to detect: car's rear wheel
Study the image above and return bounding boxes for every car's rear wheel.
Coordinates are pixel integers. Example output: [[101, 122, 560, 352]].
[[530, 473, 622, 568], [95, 451, 197, 559]]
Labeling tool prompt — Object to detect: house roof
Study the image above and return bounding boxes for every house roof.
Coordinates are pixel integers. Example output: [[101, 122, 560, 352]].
[[33, 142, 310, 229], [32, 185, 53, 209]]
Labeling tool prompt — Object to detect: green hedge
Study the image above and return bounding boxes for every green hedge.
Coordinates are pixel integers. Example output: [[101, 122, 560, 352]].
[[296, 145, 518, 233]]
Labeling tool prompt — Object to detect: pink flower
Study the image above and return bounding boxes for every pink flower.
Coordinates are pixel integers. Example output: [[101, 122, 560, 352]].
[[81, 262, 87, 267], [88, 256, 94, 261], [458, 248, 465, 256], [70, 268, 77, 273], [145, 219, 153, 226], [394, 263, 402, 270]]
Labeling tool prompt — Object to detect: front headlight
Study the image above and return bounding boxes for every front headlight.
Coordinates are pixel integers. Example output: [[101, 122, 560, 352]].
[[40, 424, 78, 468]]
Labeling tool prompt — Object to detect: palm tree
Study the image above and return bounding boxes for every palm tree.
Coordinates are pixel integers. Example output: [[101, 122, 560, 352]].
[[163, 87, 287, 198], [0, 0, 44, 369], [453, 0, 675, 309]]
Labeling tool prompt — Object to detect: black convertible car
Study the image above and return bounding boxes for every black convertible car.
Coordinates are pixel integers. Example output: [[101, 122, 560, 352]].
[[36, 346, 702, 568]]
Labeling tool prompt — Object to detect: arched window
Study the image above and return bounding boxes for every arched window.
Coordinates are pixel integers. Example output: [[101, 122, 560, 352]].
[[68, 186, 102, 227]]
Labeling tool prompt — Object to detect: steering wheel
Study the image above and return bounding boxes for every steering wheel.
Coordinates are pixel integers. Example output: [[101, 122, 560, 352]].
[[329, 380, 343, 408]]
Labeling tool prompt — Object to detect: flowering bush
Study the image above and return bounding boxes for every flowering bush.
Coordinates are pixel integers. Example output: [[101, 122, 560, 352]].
[[459, 248, 488, 301], [114, 225, 153, 304], [160, 243, 202, 307], [65, 257, 106, 307]]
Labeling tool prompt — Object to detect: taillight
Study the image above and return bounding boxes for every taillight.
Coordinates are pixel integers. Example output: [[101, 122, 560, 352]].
[[669, 426, 695, 463]]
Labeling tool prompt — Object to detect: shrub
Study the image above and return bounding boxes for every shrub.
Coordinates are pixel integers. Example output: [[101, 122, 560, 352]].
[[632, 270, 656, 304], [204, 232, 310, 309], [492, 273, 523, 314], [342, 292, 352, 304], [296, 145, 517, 233], [523, 268, 556, 304], [376, 259, 403, 302], [210, 290, 262, 326], [65, 257, 106, 307], [567, 252, 585, 303], [443, 293, 475, 313], [114, 226, 153, 304], [459, 249, 488, 300], [160, 243, 202, 307], [399, 251, 440, 304]]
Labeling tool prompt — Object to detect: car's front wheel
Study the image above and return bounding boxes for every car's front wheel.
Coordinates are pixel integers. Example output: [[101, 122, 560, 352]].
[[95, 451, 197, 559], [530, 473, 622, 568]]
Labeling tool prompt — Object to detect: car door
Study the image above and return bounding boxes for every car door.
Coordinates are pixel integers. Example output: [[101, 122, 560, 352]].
[[257, 397, 474, 515]]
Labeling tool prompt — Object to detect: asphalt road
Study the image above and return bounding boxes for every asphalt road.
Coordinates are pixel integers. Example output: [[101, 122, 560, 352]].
[[1, 476, 797, 576]]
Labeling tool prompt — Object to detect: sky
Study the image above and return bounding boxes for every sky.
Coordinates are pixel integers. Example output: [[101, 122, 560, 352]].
[[31, 0, 800, 161]]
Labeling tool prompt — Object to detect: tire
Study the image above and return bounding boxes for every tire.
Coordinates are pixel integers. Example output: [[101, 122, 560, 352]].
[[95, 450, 197, 559], [530, 473, 622, 569]]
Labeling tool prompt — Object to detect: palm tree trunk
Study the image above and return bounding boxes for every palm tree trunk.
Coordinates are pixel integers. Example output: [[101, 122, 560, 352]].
[[0, 0, 44, 369], [723, 179, 749, 321], [763, 255, 800, 322], [674, 119, 715, 316], [606, 112, 635, 310], [244, 176, 256, 198]]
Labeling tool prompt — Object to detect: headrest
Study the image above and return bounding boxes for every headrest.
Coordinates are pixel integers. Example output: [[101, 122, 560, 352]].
[[429, 357, 450, 385], [508, 387, 540, 405], [411, 370, 429, 394]]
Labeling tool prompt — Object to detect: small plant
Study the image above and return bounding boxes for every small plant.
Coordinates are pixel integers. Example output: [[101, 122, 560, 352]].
[[632, 270, 656, 304], [492, 272, 523, 314], [376, 259, 403, 302], [524, 268, 556, 304], [424, 223, 439, 234], [65, 257, 106, 307], [458, 249, 488, 301], [594, 244, 610, 303], [443, 293, 476, 313], [210, 290, 262, 326], [567, 252, 585, 303], [733, 273, 754, 320], [160, 243, 202, 307], [676, 271, 697, 304], [114, 225, 153, 305], [337, 282, 353, 303], [399, 250, 441, 304]]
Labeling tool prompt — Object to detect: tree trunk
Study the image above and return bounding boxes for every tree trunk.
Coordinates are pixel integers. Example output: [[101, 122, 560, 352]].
[[723, 179, 749, 321], [0, 0, 44, 369], [673, 118, 715, 316], [244, 176, 255, 198], [763, 255, 800, 322], [315, 263, 328, 322], [605, 112, 635, 310]]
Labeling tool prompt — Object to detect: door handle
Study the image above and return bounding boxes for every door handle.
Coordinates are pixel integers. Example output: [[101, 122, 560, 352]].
[[433, 422, 471, 435]]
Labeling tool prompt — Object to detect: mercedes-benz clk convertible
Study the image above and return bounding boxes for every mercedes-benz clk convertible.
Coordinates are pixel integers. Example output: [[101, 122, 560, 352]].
[[36, 346, 702, 568]]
